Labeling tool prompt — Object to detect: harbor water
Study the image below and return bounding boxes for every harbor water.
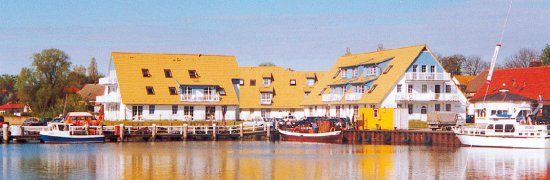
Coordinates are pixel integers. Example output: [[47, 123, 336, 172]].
[[1, 141, 549, 179]]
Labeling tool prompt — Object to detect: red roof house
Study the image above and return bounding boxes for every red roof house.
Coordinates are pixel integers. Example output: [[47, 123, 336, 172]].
[[0, 103, 30, 116], [471, 66, 550, 104]]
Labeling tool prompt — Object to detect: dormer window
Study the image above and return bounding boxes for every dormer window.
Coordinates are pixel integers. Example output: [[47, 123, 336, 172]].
[[341, 69, 347, 78], [250, 79, 256, 86], [146, 86, 155, 95], [164, 69, 172, 78], [263, 78, 271, 86], [239, 79, 244, 86], [188, 70, 198, 78], [290, 79, 296, 86], [142, 69, 151, 77], [168, 87, 177, 95], [218, 88, 226, 96], [352, 68, 358, 78], [306, 78, 315, 87]]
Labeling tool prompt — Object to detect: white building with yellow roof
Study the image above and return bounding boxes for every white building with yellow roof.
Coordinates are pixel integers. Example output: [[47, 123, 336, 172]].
[[236, 66, 323, 120], [97, 52, 240, 121], [301, 45, 467, 127]]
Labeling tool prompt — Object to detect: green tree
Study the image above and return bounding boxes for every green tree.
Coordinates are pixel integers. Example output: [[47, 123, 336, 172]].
[[17, 48, 71, 117], [259, 62, 276, 67], [440, 54, 466, 76], [67, 65, 87, 88], [541, 44, 550, 65], [0, 74, 18, 104]]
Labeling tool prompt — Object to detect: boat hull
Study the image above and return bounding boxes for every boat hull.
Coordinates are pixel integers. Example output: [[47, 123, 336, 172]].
[[278, 129, 342, 143], [456, 134, 550, 149], [40, 133, 105, 144]]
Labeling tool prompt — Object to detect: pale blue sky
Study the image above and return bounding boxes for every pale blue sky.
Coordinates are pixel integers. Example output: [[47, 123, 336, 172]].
[[1, 0, 549, 75]]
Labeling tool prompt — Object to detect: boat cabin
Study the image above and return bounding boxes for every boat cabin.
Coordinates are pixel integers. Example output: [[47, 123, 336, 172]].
[[65, 112, 101, 126]]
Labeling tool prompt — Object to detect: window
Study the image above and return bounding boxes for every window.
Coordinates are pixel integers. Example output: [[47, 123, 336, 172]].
[[421, 65, 427, 73], [408, 85, 413, 93], [239, 79, 244, 86], [477, 109, 486, 117], [421, 106, 427, 114], [204, 87, 213, 100], [304, 92, 310, 98], [445, 85, 452, 93], [487, 124, 494, 129], [164, 69, 172, 78], [206, 106, 215, 120], [352, 68, 358, 78], [435, 104, 441, 111], [306, 78, 315, 87], [371, 66, 376, 76], [261, 93, 273, 104], [357, 85, 365, 93], [336, 106, 341, 117], [367, 84, 378, 93], [218, 88, 226, 96], [250, 79, 256, 86], [172, 105, 178, 115], [263, 78, 271, 86], [408, 104, 413, 114], [132, 106, 143, 118], [146, 86, 155, 95], [373, 108, 379, 118], [183, 87, 192, 97], [446, 104, 451, 111], [353, 105, 359, 117], [383, 65, 393, 74], [188, 70, 198, 78], [290, 79, 296, 86], [309, 107, 314, 115], [504, 124, 515, 132], [149, 105, 155, 114], [430, 65, 435, 73], [169, 87, 177, 95], [397, 84, 402, 93], [142, 69, 151, 77], [422, 84, 427, 93], [184, 106, 193, 116], [495, 124, 503, 132], [412, 65, 418, 72], [341, 69, 347, 78]]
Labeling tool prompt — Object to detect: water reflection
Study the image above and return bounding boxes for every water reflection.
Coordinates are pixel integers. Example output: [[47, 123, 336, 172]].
[[1, 142, 549, 179]]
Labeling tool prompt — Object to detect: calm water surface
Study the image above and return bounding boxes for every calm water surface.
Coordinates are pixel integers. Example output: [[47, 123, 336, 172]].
[[1, 141, 549, 179]]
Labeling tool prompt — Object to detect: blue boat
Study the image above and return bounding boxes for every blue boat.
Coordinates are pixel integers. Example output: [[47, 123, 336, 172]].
[[40, 123, 105, 143]]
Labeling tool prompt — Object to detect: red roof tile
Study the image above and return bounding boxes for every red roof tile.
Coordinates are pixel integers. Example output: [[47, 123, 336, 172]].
[[471, 66, 550, 101], [0, 104, 24, 110]]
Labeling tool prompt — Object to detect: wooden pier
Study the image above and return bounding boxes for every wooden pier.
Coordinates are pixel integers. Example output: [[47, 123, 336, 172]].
[[343, 130, 461, 146], [1, 124, 278, 143]]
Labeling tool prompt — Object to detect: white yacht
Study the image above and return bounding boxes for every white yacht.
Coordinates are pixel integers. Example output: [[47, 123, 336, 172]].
[[453, 106, 550, 148]]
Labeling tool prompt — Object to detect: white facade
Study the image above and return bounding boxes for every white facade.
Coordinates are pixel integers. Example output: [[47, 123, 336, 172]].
[[239, 108, 305, 120]]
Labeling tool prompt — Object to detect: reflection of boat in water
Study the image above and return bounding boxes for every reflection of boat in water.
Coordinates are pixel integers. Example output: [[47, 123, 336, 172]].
[[40, 123, 105, 143], [453, 106, 550, 148], [277, 117, 349, 143]]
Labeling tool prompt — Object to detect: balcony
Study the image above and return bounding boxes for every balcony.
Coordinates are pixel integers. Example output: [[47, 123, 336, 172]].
[[345, 93, 363, 101], [180, 94, 220, 102], [395, 93, 462, 102], [322, 94, 343, 102], [96, 93, 121, 103], [405, 72, 450, 81]]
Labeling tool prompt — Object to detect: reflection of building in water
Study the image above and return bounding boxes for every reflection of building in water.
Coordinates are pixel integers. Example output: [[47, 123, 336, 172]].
[[357, 145, 393, 179], [459, 147, 548, 179]]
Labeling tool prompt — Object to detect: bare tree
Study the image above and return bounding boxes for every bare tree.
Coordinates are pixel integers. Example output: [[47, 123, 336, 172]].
[[504, 48, 540, 68], [462, 55, 489, 76]]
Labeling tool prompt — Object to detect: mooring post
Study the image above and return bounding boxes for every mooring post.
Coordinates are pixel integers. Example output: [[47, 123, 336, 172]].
[[2, 124, 8, 144], [267, 124, 271, 139], [183, 124, 188, 141], [119, 124, 125, 142], [85, 124, 89, 135], [152, 124, 157, 141], [213, 124, 217, 140], [239, 124, 244, 139], [98, 124, 103, 135]]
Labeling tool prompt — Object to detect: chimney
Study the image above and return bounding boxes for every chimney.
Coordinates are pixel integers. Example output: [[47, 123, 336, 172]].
[[529, 58, 542, 67]]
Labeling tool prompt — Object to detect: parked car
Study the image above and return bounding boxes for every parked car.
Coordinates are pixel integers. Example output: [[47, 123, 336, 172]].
[[38, 117, 53, 126], [51, 118, 63, 123], [22, 118, 39, 126]]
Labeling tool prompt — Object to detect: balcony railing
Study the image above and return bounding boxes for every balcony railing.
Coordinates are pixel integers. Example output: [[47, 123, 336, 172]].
[[180, 94, 220, 102], [345, 93, 363, 101], [405, 72, 450, 81], [96, 93, 121, 103], [395, 93, 461, 101], [322, 94, 343, 102]]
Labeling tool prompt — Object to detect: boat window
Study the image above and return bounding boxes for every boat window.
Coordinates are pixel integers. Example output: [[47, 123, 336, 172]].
[[487, 124, 494, 129], [494, 124, 503, 132], [504, 124, 514, 132], [531, 133, 535, 136], [519, 133, 522, 136]]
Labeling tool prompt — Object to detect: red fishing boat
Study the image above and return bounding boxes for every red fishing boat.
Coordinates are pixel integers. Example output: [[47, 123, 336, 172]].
[[277, 117, 349, 143]]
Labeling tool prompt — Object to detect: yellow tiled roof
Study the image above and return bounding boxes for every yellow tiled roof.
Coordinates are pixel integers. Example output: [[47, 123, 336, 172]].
[[238, 66, 324, 109], [113, 52, 240, 105], [301, 45, 427, 105], [454, 75, 475, 85]]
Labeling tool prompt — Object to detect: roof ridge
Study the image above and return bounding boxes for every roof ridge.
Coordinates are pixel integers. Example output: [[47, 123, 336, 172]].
[[112, 52, 235, 57], [343, 44, 426, 57]]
